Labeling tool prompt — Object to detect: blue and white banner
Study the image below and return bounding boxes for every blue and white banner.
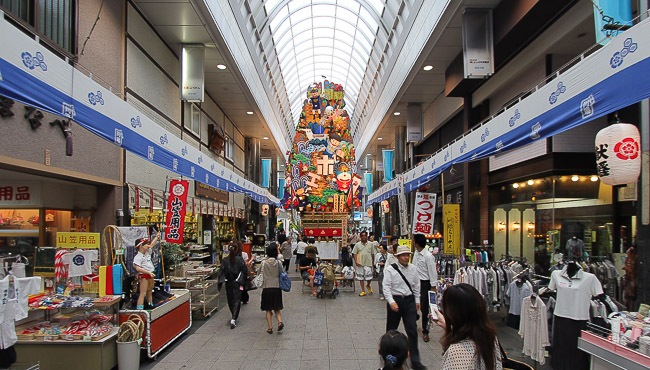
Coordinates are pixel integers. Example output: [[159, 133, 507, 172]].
[[364, 172, 373, 194], [369, 17, 650, 204], [278, 178, 285, 200], [261, 158, 271, 188], [0, 12, 280, 206]]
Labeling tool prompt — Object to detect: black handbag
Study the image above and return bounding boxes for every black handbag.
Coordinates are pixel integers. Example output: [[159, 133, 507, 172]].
[[499, 342, 534, 370]]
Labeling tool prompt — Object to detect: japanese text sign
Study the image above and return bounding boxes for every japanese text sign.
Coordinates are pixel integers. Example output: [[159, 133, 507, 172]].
[[165, 180, 189, 244], [595, 123, 641, 186], [0, 181, 41, 207], [57, 232, 100, 249], [412, 192, 437, 236], [443, 204, 460, 256]]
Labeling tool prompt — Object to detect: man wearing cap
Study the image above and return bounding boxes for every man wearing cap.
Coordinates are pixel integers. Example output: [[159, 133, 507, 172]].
[[382, 245, 427, 370], [412, 233, 438, 343]]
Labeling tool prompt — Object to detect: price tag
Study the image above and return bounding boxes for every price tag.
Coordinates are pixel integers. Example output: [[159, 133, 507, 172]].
[[83, 335, 92, 342], [43, 336, 54, 342], [116, 249, 124, 255], [64, 334, 75, 341]]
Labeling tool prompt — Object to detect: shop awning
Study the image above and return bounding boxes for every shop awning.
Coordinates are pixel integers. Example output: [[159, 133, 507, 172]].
[[0, 12, 280, 207], [369, 17, 650, 205]]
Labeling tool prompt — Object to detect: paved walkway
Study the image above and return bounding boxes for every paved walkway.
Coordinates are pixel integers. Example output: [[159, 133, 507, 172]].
[[141, 266, 550, 370]]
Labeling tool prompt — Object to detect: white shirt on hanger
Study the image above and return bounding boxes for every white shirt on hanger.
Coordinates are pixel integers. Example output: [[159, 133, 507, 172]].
[[519, 295, 550, 364], [549, 266, 603, 320], [63, 249, 98, 277]]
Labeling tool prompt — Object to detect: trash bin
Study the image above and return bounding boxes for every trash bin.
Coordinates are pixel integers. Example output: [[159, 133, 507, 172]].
[[117, 340, 141, 370]]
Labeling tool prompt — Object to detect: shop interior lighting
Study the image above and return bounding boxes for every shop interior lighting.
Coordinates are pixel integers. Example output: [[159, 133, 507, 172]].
[[590, 175, 599, 182], [512, 222, 520, 231], [512, 183, 519, 189], [527, 180, 534, 186], [393, 112, 401, 116], [246, 111, 254, 115], [571, 175, 580, 182], [216, 64, 227, 70], [423, 65, 433, 71], [527, 222, 535, 231], [263, 136, 269, 140], [497, 222, 506, 232]]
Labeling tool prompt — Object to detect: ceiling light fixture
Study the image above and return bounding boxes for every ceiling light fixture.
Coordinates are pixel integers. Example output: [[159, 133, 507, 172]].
[[246, 111, 254, 115], [393, 112, 401, 116], [571, 175, 580, 182], [590, 175, 599, 182], [527, 180, 534, 186], [263, 137, 269, 140], [423, 65, 433, 71], [512, 183, 519, 189], [377, 137, 383, 140], [216, 64, 227, 70]]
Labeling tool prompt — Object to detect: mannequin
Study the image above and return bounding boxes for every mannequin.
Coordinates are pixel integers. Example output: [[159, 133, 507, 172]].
[[548, 261, 603, 370], [565, 236, 584, 261]]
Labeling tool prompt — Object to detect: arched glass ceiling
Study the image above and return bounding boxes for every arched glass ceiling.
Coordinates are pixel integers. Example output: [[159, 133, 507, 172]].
[[238, 0, 410, 145]]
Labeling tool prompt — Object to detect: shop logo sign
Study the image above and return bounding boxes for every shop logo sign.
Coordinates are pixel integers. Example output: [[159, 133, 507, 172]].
[[148, 146, 154, 160], [480, 127, 490, 142], [495, 140, 504, 151], [548, 82, 566, 105], [198, 155, 203, 164], [72, 254, 85, 266], [114, 129, 123, 146], [530, 122, 542, 140], [172, 158, 179, 171], [159, 134, 168, 145], [190, 166, 195, 177], [610, 38, 637, 69], [88, 91, 104, 106], [581, 94, 595, 119], [509, 109, 521, 127], [210, 163, 215, 172], [459, 141, 467, 153], [181, 146, 188, 157], [21, 51, 47, 71], [61, 103, 76, 119], [205, 174, 209, 183], [131, 116, 142, 129]]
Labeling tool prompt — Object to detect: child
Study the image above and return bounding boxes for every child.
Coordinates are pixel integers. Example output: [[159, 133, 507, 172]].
[[133, 231, 160, 310]]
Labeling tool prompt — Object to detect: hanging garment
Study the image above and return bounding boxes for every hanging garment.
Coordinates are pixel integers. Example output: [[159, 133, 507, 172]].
[[519, 295, 550, 365]]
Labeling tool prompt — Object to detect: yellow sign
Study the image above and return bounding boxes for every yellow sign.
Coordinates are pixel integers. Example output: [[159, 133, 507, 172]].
[[443, 204, 460, 256], [398, 239, 412, 249], [56, 232, 101, 249]]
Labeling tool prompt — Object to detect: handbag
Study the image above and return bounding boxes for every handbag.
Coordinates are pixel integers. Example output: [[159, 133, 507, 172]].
[[252, 273, 264, 289], [278, 263, 291, 292], [499, 341, 534, 370], [313, 270, 324, 286]]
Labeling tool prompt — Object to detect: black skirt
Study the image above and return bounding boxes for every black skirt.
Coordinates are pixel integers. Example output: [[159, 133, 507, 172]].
[[550, 315, 588, 370], [260, 287, 283, 311]]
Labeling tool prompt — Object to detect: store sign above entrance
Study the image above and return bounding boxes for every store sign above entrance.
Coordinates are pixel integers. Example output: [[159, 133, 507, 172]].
[[368, 16, 650, 205], [56, 232, 100, 249], [0, 181, 41, 207], [0, 16, 279, 207]]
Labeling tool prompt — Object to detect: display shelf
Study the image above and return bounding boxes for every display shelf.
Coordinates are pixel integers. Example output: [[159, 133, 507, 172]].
[[189, 279, 219, 318], [578, 330, 650, 370], [188, 253, 210, 260]]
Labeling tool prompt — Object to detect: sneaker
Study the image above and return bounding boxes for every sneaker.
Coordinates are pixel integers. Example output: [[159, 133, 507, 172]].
[[379, 296, 385, 301], [230, 319, 236, 329]]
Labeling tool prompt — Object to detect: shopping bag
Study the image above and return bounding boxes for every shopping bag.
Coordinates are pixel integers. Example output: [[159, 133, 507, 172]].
[[278, 263, 291, 292], [112, 264, 123, 295], [252, 273, 264, 289], [313, 271, 324, 286]]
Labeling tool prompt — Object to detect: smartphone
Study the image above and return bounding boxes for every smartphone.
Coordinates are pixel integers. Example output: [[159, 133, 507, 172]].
[[428, 291, 439, 321]]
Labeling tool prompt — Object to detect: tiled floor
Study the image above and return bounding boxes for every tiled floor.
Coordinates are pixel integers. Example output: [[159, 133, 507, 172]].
[[140, 266, 550, 370]]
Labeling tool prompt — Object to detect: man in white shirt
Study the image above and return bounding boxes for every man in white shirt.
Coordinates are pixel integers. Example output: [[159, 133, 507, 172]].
[[295, 236, 308, 272], [352, 231, 378, 296], [412, 233, 437, 343], [382, 246, 427, 370]]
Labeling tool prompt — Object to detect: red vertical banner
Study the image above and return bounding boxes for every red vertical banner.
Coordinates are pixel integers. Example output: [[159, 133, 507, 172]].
[[164, 180, 189, 244], [135, 186, 140, 211]]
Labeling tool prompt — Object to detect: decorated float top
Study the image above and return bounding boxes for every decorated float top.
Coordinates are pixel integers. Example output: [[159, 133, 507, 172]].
[[281, 81, 363, 215]]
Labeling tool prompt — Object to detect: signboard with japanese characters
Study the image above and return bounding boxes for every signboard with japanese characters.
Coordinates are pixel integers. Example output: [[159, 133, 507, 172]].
[[164, 180, 189, 244], [0, 182, 41, 207], [412, 192, 437, 236], [595, 123, 641, 186], [443, 204, 461, 256], [397, 176, 408, 236], [56, 232, 100, 249]]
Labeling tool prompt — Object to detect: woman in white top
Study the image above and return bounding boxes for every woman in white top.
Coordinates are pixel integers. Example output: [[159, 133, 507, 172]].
[[433, 283, 502, 370]]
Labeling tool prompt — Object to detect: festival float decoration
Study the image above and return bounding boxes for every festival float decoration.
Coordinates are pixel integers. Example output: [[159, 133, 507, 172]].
[[281, 81, 363, 240]]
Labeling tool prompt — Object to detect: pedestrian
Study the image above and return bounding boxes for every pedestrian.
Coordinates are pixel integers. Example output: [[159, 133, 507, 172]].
[[377, 330, 409, 370], [260, 243, 284, 334], [412, 233, 438, 343], [352, 230, 378, 296], [375, 242, 388, 300], [221, 243, 248, 329], [432, 283, 502, 370], [133, 231, 161, 310], [235, 240, 251, 305], [385, 236, 399, 267], [279, 234, 292, 271], [295, 236, 308, 272], [382, 245, 427, 370], [299, 248, 318, 296]]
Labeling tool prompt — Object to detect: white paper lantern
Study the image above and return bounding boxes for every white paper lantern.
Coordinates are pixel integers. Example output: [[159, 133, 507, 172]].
[[261, 204, 269, 216], [595, 123, 641, 186]]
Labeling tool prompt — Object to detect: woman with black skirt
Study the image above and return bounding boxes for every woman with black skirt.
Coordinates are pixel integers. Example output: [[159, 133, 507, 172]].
[[260, 243, 284, 334]]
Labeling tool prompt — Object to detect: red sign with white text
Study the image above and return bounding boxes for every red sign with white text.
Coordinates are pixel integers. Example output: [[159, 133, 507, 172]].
[[412, 192, 437, 235], [164, 180, 189, 244], [0, 182, 41, 207]]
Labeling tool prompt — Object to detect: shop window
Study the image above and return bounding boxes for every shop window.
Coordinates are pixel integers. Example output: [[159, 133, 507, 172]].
[[225, 136, 233, 161], [186, 103, 201, 138], [1, 0, 77, 55]]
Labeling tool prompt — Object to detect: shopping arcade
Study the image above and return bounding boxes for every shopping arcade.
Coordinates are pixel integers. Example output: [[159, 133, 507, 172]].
[[0, 11, 280, 208], [367, 16, 650, 205]]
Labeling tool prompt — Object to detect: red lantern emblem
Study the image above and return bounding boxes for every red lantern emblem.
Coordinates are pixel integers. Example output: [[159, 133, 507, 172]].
[[614, 137, 639, 160]]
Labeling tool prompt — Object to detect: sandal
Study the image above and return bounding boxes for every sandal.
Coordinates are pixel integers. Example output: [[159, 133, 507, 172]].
[[359, 291, 366, 297], [278, 322, 284, 332], [266, 328, 273, 334]]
